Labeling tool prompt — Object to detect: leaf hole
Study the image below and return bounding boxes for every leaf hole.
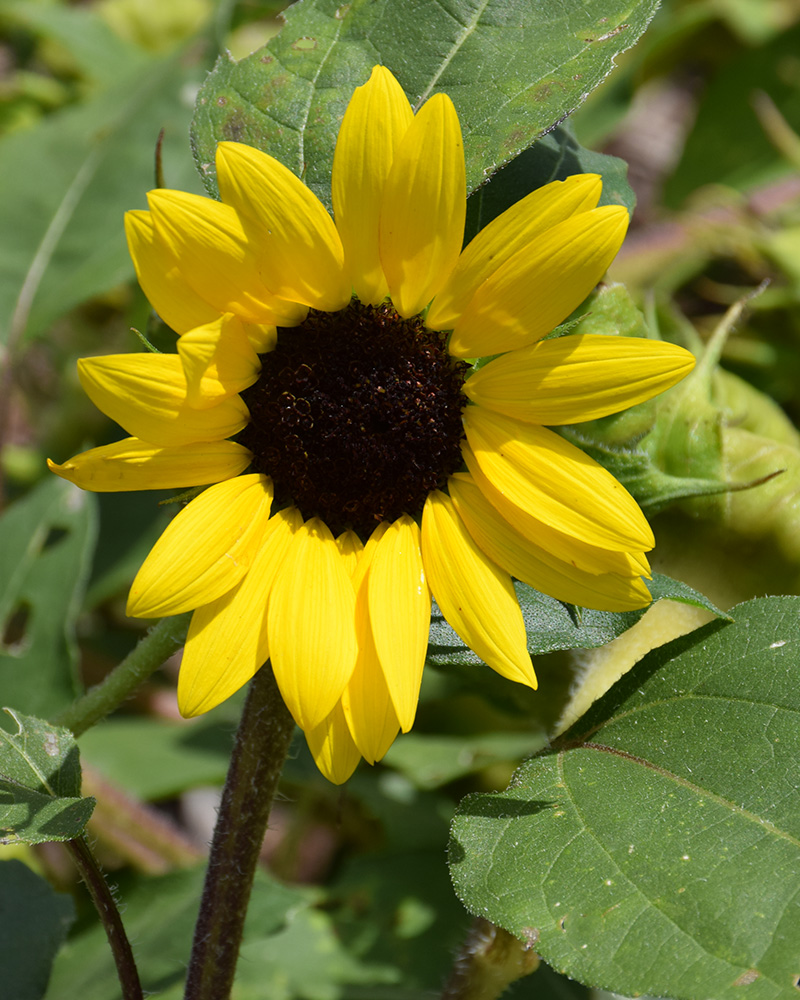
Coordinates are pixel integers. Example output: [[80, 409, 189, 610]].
[[792, 975, 800, 991], [558, 917, 567, 931], [2, 601, 32, 654]]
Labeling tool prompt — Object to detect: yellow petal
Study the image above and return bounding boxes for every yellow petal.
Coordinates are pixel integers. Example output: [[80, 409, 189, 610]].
[[462, 443, 650, 578], [148, 189, 307, 327], [305, 701, 361, 785], [342, 528, 401, 763], [47, 438, 251, 492], [127, 474, 273, 617], [336, 530, 364, 579], [332, 65, 414, 304], [368, 515, 429, 731], [463, 407, 654, 551], [449, 206, 629, 358], [178, 507, 303, 717], [380, 93, 466, 317], [268, 517, 358, 731], [216, 142, 350, 312], [449, 474, 651, 612], [241, 322, 277, 353], [125, 211, 220, 334], [463, 334, 696, 424], [177, 314, 261, 409], [78, 354, 248, 447], [422, 491, 536, 687], [427, 174, 602, 330]]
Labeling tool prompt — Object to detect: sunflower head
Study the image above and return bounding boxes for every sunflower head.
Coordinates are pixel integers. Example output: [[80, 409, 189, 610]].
[[49, 65, 695, 783]]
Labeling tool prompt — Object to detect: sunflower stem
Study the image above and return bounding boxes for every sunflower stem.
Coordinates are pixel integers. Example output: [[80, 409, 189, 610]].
[[184, 662, 295, 1000], [53, 612, 192, 737], [67, 835, 144, 1000]]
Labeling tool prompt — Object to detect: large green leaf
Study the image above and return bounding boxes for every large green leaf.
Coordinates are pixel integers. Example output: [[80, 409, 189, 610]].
[[0, 710, 95, 845], [450, 597, 800, 1000], [191, 0, 661, 207], [426, 572, 727, 669], [0, 860, 75, 1000], [0, 34, 208, 346], [0, 477, 96, 718]]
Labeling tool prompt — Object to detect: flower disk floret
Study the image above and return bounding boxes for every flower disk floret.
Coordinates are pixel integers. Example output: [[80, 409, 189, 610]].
[[48, 65, 695, 783]]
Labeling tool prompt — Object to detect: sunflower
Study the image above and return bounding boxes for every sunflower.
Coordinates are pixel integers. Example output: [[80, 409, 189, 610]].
[[49, 66, 694, 783]]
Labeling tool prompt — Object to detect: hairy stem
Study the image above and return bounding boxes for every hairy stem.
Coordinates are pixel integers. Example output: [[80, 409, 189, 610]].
[[67, 836, 143, 1000], [441, 918, 540, 1000], [184, 662, 295, 1000], [53, 613, 191, 737]]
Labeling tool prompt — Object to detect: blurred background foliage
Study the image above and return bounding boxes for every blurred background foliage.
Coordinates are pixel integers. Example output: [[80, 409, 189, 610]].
[[2, 0, 800, 997]]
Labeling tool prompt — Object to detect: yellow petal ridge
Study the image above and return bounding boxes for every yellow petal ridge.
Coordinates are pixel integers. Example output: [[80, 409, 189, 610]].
[[47, 438, 251, 492], [178, 507, 303, 717], [427, 174, 602, 330], [449, 474, 651, 612], [380, 93, 466, 317], [449, 206, 629, 358], [78, 354, 248, 447], [368, 514, 430, 732], [216, 142, 350, 312], [177, 314, 261, 409], [147, 189, 307, 327], [125, 211, 219, 334], [305, 701, 361, 785], [332, 65, 414, 304], [463, 334, 697, 424], [463, 407, 654, 552], [342, 528, 401, 763], [127, 474, 273, 617], [421, 490, 536, 688], [268, 517, 358, 731]]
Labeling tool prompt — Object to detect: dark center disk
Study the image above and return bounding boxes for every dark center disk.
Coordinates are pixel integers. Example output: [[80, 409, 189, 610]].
[[238, 301, 468, 537]]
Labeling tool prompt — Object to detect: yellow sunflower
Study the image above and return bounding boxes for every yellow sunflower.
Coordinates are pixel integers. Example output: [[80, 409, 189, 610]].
[[49, 66, 694, 783]]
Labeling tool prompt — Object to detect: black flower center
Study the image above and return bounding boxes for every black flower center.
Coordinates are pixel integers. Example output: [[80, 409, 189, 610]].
[[238, 301, 468, 537]]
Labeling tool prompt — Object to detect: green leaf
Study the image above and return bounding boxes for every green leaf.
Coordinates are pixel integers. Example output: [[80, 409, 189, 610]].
[[426, 572, 728, 669], [450, 596, 800, 1000], [78, 716, 234, 801], [0, 860, 75, 1000], [0, 44, 207, 346], [45, 865, 393, 999], [0, 710, 95, 845], [0, 478, 96, 718], [465, 125, 635, 242], [191, 0, 661, 207], [664, 23, 800, 206]]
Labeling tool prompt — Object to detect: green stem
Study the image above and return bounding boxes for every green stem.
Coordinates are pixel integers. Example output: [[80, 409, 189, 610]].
[[67, 836, 143, 1000], [53, 613, 191, 737], [184, 662, 295, 1000]]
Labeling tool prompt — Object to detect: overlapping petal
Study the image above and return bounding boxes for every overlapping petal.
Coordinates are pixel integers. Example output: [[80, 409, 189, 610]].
[[380, 93, 466, 317], [427, 174, 602, 331], [47, 438, 251, 492], [177, 314, 261, 409], [421, 490, 536, 688], [368, 515, 430, 732], [449, 474, 651, 611], [178, 507, 302, 717], [216, 142, 350, 311], [127, 474, 273, 618], [78, 354, 248, 447], [147, 189, 307, 327], [463, 407, 654, 552], [268, 518, 358, 731], [463, 334, 696, 424], [125, 211, 219, 334], [449, 206, 629, 358], [332, 65, 414, 304], [305, 701, 361, 786]]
